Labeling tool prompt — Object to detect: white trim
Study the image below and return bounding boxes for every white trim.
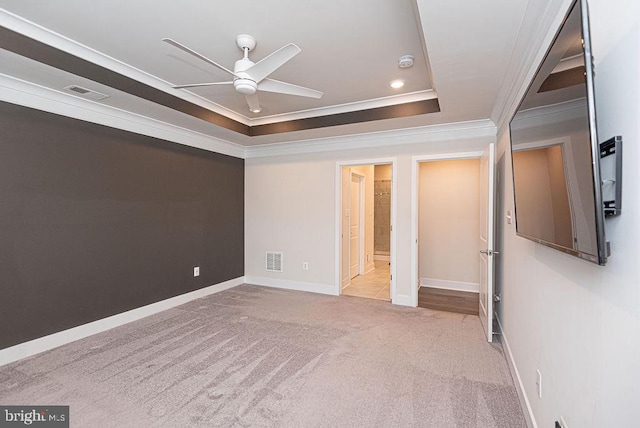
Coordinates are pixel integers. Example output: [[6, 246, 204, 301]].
[[0, 9, 250, 124], [335, 158, 398, 305], [491, 0, 569, 131], [392, 294, 413, 307], [364, 262, 376, 274], [496, 316, 537, 428], [420, 278, 480, 293], [0, 10, 440, 128], [249, 90, 438, 125], [510, 98, 586, 132], [245, 276, 336, 296], [0, 71, 498, 161], [349, 171, 366, 278], [410, 150, 486, 308], [0, 74, 245, 159], [0, 276, 245, 367], [245, 119, 497, 158]]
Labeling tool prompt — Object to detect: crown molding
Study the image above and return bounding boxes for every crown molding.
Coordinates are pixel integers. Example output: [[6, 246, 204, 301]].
[[510, 97, 586, 131], [0, 73, 246, 159], [0, 8, 250, 124], [0, 72, 495, 161], [244, 119, 496, 158], [490, 0, 570, 132], [1, 8, 439, 128], [249, 90, 438, 125]]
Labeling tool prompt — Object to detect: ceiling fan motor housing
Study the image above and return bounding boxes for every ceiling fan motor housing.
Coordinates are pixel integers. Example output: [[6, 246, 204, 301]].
[[233, 57, 258, 94], [234, 78, 257, 95]]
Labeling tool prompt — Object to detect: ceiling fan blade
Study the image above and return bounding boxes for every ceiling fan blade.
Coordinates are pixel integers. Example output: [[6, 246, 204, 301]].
[[172, 81, 234, 89], [162, 38, 238, 78], [258, 78, 323, 99], [245, 93, 261, 112], [245, 43, 301, 83]]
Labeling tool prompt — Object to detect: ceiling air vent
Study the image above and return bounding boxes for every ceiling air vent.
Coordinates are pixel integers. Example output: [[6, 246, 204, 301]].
[[266, 251, 283, 272], [64, 85, 110, 101]]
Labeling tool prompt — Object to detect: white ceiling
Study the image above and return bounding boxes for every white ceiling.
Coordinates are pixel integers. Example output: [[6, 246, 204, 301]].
[[0, 0, 531, 147]]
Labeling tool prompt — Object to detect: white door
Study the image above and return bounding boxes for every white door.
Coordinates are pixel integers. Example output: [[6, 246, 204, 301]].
[[350, 174, 361, 279], [479, 143, 496, 342], [341, 168, 351, 288]]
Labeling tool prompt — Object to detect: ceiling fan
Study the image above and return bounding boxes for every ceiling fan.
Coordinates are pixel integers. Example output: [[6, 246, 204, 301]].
[[162, 35, 323, 113]]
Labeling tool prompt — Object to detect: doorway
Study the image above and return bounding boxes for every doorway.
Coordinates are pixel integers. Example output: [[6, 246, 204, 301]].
[[416, 157, 481, 314], [410, 147, 496, 341], [336, 159, 397, 302], [412, 152, 482, 306]]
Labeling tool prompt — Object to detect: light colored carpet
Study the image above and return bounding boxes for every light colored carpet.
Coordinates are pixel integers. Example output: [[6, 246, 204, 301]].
[[0, 285, 526, 427]]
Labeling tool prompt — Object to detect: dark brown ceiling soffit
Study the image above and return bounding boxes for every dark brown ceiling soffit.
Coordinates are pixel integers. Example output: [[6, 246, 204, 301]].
[[249, 99, 441, 136], [0, 26, 249, 135], [538, 66, 586, 93], [1, 26, 440, 137]]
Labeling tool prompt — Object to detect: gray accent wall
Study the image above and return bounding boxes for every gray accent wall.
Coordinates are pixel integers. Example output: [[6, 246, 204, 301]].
[[0, 101, 244, 349]]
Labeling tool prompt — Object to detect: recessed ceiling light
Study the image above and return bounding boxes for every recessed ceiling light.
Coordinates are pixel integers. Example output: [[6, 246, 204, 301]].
[[250, 107, 262, 113], [390, 79, 405, 89]]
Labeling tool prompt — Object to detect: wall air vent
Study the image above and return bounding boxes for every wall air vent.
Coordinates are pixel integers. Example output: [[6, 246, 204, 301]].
[[266, 251, 283, 272], [64, 85, 110, 101]]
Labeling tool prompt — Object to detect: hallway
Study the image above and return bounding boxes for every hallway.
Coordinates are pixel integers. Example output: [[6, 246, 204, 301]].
[[342, 260, 390, 301]]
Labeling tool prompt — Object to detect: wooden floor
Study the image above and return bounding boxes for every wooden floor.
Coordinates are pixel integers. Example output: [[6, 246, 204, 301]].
[[418, 287, 479, 315]]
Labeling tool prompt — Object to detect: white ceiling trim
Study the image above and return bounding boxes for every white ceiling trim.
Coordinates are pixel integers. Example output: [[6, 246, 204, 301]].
[[249, 90, 438, 126], [490, 0, 569, 131], [0, 8, 250, 124], [0, 71, 494, 161], [1, 7, 438, 128], [553, 54, 583, 73], [511, 97, 586, 129], [244, 119, 496, 158], [0, 73, 246, 159]]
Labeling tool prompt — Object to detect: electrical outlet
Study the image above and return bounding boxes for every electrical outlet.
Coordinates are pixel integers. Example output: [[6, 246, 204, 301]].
[[536, 369, 542, 398], [193, 266, 200, 277], [302, 262, 309, 271]]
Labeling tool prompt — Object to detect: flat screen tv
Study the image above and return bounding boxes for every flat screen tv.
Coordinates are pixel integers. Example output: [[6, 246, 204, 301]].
[[509, 0, 609, 265]]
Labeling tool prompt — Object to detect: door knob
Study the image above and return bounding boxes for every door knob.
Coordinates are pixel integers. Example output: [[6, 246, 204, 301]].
[[480, 249, 500, 256]]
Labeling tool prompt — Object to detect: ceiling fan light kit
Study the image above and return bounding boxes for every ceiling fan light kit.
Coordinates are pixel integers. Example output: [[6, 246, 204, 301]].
[[163, 34, 323, 114]]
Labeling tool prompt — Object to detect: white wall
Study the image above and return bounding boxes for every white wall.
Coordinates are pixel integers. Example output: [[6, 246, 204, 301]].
[[245, 134, 493, 303], [418, 159, 480, 289], [497, 0, 640, 426]]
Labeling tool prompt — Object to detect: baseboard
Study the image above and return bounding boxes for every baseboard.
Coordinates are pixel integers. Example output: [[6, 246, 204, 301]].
[[496, 316, 537, 428], [392, 294, 414, 307], [374, 255, 390, 261], [0, 276, 245, 367], [341, 278, 350, 289], [364, 262, 375, 274], [420, 278, 479, 293], [245, 276, 338, 296]]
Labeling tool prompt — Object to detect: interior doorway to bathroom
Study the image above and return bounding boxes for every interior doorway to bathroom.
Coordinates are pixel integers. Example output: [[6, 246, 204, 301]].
[[338, 162, 394, 302]]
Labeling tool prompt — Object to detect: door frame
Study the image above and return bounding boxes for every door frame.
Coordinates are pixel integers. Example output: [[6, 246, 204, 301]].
[[410, 151, 484, 308], [335, 158, 397, 302], [349, 171, 365, 279]]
